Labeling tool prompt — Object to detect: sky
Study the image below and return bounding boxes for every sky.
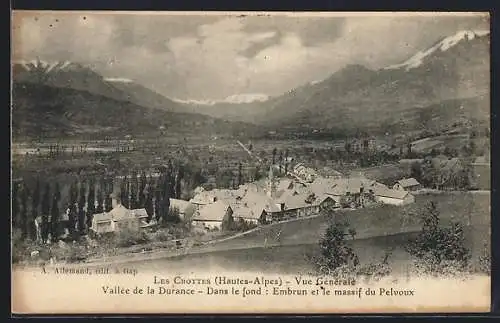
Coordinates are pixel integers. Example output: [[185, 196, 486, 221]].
[[12, 11, 489, 101]]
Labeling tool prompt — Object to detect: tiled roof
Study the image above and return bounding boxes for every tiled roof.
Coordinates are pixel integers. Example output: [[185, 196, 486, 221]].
[[373, 186, 409, 199], [131, 208, 148, 218], [93, 205, 148, 223], [108, 204, 133, 220], [397, 178, 420, 187], [232, 204, 265, 220], [93, 212, 113, 222], [193, 201, 232, 222]]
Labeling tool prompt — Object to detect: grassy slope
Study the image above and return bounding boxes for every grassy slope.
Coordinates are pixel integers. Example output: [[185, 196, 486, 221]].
[[177, 192, 490, 254], [120, 192, 489, 274], [11, 82, 263, 140]]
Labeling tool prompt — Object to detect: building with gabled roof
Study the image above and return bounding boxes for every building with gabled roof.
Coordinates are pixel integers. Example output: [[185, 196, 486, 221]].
[[192, 200, 234, 231], [372, 186, 415, 206], [393, 178, 422, 191], [90, 199, 149, 234]]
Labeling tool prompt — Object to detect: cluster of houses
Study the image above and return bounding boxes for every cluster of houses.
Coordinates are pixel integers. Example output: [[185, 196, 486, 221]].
[[88, 164, 422, 235]]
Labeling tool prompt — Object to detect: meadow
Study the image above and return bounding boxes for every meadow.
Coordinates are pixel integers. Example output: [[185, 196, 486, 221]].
[[118, 191, 490, 274]]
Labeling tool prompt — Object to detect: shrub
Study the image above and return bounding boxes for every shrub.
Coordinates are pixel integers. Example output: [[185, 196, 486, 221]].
[[405, 201, 471, 275], [230, 218, 258, 232], [114, 229, 150, 248], [477, 241, 491, 275], [314, 220, 359, 274]]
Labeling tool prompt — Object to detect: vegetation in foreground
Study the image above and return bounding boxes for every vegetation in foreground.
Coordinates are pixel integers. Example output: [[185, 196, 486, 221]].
[[310, 200, 490, 281]]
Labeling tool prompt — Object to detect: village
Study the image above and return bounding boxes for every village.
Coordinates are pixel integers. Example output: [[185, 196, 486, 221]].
[[87, 159, 421, 239], [14, 130, 488, 266]]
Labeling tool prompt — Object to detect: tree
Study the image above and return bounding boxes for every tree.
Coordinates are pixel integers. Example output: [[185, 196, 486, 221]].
[[50, 182, 61, 242], [120, 175, 129, 209], [40, 183, 51, 242], [77, 180, 87, 234], [159, 172, 171, 224], [410, 161, 423, 183], [345, 141, 352, 154], [237, 163, 243, 187], [175, 165, 184, 199], [145, 188, 154, 221], [130, 169, 139, 209], [68, 181, 78, 235], [104, 177, 113, 212], [315, 221, 359, 274], [154, 188, 162, 223], [12, 182, 19, 229], [405, 201, 471, 274], [139, 171, 147, 208], [86, 179, 95, 230], [407, 141, 412, 156], [96, 188, 104, 214], [284, 149, 289, 174], [362, 139, 369, 152], [348, 228, 357, 240], [31, 178, 41, 229], [279, 151, 283, 174], [19, 184, 28, 238], [272, 148, 277, 164]]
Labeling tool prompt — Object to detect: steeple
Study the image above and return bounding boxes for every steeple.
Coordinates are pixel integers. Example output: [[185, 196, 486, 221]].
[[267, 166, 277, 198]]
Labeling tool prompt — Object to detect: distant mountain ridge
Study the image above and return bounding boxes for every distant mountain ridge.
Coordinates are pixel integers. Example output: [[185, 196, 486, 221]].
[[11, 29, 489, 139], [11, 60, 263, 139], [182, 29, 489, 135]]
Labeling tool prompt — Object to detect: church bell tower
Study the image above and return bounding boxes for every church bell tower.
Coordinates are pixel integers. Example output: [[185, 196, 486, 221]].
[[267, 166, 277, 199]]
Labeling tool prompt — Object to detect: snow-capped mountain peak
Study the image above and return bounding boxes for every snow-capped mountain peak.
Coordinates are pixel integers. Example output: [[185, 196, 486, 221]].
[[173, 93, 269, 106], [224, 93, 269, 104], [104, 77, 134, 83], [13, 59, 89, 74], [385, 29, 489, 71]]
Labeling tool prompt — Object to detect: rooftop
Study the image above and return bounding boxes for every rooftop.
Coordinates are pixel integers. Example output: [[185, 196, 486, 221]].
[[193, 200, 232, 222], [93, 205, 148, 223], [397, 178, 421, 187]]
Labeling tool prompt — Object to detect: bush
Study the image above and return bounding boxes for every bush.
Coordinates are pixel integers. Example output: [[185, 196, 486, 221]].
[[114, 229, 150, 248], [405, 201, 471, 275], [477, 241, 491, 275], [12, 229, 27, 264], [314, 220, 359, 274], [230, 218, 258, 232]]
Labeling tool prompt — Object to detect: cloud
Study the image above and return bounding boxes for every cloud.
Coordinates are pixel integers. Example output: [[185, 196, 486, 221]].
[[12, 12, 489, 100]]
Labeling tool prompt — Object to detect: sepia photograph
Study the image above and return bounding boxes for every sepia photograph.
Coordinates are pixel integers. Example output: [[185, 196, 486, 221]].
[[11, 11, 491, 314]]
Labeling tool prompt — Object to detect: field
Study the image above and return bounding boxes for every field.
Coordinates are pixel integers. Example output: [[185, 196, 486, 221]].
[[112, 191, 489, 274]]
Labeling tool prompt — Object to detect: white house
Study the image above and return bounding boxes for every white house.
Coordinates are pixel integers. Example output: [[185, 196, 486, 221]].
[[191, 200, 234, 231], [393, 178, 422, 191], [373, 187, 415, 206], [232, 204, 267, 225], [91, 194, 148, 234]]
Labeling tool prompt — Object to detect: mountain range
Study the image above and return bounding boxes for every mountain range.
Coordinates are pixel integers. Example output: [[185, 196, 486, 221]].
[[11, 29, 490, 140], [11, 61, 262, 139], [185, 29, 490, 136]]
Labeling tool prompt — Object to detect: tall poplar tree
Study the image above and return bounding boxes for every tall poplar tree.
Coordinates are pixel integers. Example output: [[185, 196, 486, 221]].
[[50, 182, 61, 242], [139, 171, 147, 208], [86, 179, 95, 230], [130, 169, 138, 209], [78, 180, 87, 234], [19, 184, 28, 239], [31, 178, 40, 229], [41, 183, 51, 242]]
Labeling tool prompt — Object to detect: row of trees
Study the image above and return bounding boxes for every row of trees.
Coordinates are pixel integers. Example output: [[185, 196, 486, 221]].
[[12, 162, 186, 243], [410, 157, 475, 190]]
